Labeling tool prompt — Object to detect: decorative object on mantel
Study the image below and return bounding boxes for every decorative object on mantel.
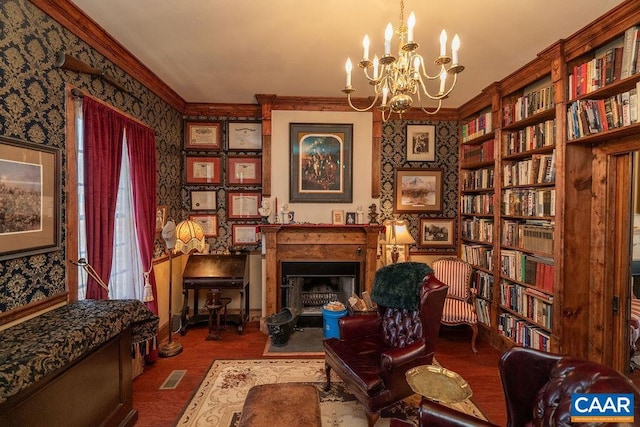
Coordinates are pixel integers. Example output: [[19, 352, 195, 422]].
[[342, 0, 463, 121], [160, 219, 206, 357], [258, 199, 271, 224], [382, 219, 416, 264], [368, 203, 379, 224]]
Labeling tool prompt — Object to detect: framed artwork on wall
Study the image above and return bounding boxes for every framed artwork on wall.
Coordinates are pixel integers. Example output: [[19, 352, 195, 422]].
[[228, 122, 262, 151], [189, 214, 218, 237], [227, 191, 261, 219], [289, 123, 353, 203], [155, 205, 167, 233], [406, 125, 436, 162], [191, 190, 217, 211], [0, 136, 60, 261], [186, 156, 222, 184], [232, 224, 260, 245], [419, 218, 455, 248], [394, 168, 443, 213], [185, 121, 222, 151], [227, 156, 262, 185]]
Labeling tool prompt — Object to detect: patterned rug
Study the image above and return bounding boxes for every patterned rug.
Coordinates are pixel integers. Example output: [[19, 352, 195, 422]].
[[176, 359, 486, 427]]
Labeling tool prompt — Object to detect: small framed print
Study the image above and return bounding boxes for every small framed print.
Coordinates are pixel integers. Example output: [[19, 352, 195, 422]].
[[227, 191, 261, 219], [191, 190, 217, 211], [232, 224, 260, 245], [186, 156, 222, 184], [419, 218, 455, 248], [185, 121, 222, 151], [155, 205, 167, 233], [189, 214, 218, 237], [228, 122, 262, 151], [406, 125, 436, 162], [394, 168, 443, 213], [383, 244, 408, 264], [345, 212, 357, 225], [332, 209, 345, 225], [227, 156, 262, 185]]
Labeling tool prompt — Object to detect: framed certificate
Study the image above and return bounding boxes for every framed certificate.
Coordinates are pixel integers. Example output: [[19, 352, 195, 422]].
[[191, 190, 217, 211], [189, 214, 218, 237], [185, 121, 222, 151], [228, 122, 262, 150], [186, 156, 222, 184], [227, 156, 262, 185], [232, 224, 260, 245], [227, 191, 261, 219]]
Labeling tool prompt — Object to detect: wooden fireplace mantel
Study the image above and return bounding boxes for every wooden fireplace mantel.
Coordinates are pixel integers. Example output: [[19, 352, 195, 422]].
[[260, 224, 383, 316]]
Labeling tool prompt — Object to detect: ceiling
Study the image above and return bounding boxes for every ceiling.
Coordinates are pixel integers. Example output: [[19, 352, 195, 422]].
[[70, 0, 624, 108]]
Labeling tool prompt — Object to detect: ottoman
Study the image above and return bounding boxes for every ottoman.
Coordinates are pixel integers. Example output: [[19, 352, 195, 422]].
[[238, 383, 321, 427]]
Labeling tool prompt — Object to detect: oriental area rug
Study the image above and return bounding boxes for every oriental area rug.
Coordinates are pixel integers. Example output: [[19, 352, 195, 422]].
[[176, 359, 486, 427]]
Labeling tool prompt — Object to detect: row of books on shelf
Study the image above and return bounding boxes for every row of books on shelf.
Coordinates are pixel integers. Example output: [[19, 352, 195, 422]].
[[461, 244, 493, 270], [472, 270, 493, 300], [461, 138, 495, 164], [461, 193, 494, 216], [502, 188, 556, 218], [475, 299, 491, 326], [498, 313, 551, 352], [503, 84, 555, 126], [568, 25, 640, 98], [500, 281, 553, 329], [503, 151, 556, 186], [567, 86, 640, 140], [461, 167, 494, 191], [502, 119, 556, 155], [502, 220, 554, 257], [461, 111, 493, 143], [500, 248, 555, 292], [461, 217, 494, 243]]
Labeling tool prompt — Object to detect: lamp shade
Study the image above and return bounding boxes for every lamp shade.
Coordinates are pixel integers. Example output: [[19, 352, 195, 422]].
[[174, 220, 206, 254], [383, 219, 416, 245]]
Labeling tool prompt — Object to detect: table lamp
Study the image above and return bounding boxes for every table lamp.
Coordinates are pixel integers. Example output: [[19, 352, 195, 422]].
[[383, 219, 416, 264], [159, 219, 206, 357]]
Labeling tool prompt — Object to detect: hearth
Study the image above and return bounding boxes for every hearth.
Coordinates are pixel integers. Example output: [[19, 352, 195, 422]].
[[281, 261, 359, 327]]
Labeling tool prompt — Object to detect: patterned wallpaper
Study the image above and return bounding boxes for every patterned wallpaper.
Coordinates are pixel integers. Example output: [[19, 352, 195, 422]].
[[0, 0, 182, 314]]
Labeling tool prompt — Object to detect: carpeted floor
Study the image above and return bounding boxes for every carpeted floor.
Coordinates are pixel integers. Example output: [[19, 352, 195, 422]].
[[177, 358, 486, 427]]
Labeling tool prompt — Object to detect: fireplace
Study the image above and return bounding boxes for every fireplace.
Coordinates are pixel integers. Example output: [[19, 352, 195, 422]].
[[281, 262, 359, 327]]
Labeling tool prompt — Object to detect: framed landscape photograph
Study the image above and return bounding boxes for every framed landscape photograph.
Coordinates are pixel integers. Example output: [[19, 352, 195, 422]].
[[228, 122, 262, 151], [227, 156, 262, 185], [419, 218, 455, 248], [406, 125, 436, 162], [191, 190, 217, 211], [185, 121, 222, 151], [186, 156, 222, 184], [227, 191, 261, 219], [290, 123, 353, 203], [0, 136, 60, 260], [232, 224, 260, 245], [189, 214, 218, 237], [394, 168, 443, 213]]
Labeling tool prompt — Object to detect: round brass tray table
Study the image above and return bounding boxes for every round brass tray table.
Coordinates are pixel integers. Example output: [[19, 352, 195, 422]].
[[405, 364, 473, 404]]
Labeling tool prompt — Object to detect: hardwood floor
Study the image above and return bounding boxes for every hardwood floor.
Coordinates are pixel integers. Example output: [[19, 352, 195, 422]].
[[132, 322, 507, 426]]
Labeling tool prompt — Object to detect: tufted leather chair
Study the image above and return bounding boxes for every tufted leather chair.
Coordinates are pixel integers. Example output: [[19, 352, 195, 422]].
[[416, 346, 640, 427], [323, 262, 448, 427]]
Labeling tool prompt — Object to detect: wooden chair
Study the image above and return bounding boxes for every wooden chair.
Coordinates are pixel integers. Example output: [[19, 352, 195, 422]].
[[432, 257, 478, 353]]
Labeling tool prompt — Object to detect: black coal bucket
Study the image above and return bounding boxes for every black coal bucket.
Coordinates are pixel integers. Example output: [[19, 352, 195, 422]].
[[265, 307, 299, 346]]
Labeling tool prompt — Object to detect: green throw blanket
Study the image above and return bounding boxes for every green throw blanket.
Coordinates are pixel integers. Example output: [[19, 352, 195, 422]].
[[370, 262, 432, 311]]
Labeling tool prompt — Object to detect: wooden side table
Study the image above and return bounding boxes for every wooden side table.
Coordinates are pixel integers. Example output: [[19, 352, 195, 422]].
[[204, 291, 232, 341]]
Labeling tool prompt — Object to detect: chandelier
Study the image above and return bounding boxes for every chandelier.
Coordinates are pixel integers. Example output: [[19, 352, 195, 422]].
[[342, 0, 463, 121]]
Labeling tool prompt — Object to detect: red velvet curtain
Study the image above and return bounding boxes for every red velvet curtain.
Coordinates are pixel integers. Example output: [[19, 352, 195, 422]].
[[82, 97, 125, 299], [126, 119, 159, 315]]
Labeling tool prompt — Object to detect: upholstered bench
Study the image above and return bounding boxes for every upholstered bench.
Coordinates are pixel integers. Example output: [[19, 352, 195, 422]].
[[238, 383, 321, 427]]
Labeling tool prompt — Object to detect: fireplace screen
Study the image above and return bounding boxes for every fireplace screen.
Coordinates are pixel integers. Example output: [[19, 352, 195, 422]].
[[281, 262, 359, 324]]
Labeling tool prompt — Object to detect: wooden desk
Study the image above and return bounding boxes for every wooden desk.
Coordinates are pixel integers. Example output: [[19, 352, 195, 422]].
[[181, 254, 249, 335]]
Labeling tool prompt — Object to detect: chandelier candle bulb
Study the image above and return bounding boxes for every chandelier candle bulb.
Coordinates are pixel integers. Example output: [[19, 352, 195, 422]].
[[373, 55, 379, 79], [452, 34, 460, 65], [413, 56, 420, 79], [407, 12, 416, 42], [345, 58, 352, 87], [382, 86, 388, 106], [363, 35, 370, 60], [439, 29, 447, 56], [384, 23, 393, 55], [439, 69, 447, 94]]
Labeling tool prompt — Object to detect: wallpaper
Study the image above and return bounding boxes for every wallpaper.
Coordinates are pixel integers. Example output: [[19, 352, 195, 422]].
[[0, 0, 182, 314]]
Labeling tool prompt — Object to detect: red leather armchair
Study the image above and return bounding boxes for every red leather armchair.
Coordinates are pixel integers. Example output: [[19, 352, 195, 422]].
[[323, 262, 448, 427], [417, 346, 640, 427]]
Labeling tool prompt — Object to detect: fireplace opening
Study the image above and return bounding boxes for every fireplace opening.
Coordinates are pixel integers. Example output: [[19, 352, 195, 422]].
[[281, 262, 359, 328]]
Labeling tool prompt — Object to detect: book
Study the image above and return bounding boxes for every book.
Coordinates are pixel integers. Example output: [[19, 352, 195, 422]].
[[621, 26, 639, 80]]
